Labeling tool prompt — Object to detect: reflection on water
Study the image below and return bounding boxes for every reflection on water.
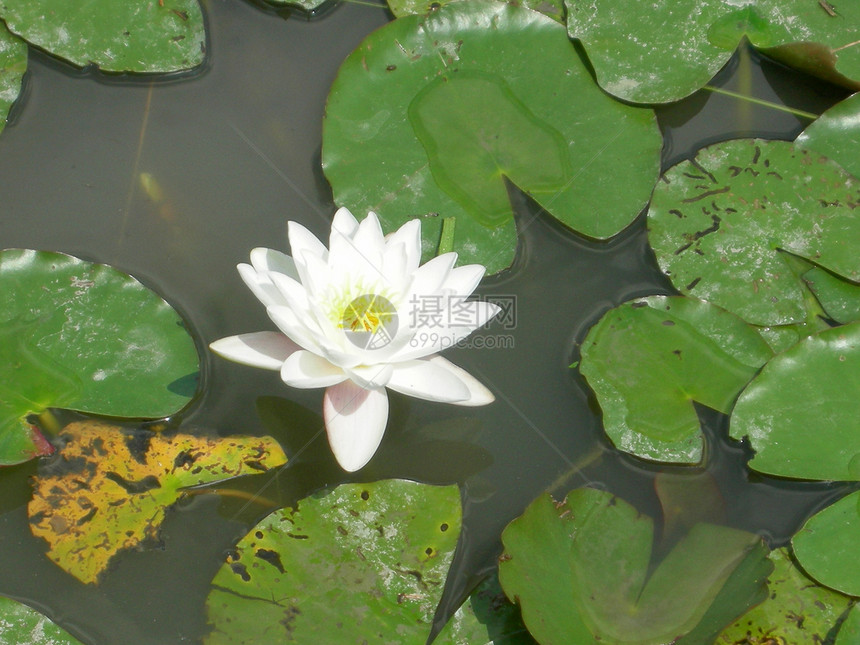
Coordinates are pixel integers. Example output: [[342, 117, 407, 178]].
[[0, 0, 852, 641]]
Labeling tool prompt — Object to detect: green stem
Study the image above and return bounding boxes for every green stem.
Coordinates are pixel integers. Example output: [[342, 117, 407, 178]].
[[437, 217, 456, 256], [703, 85, 819, 121]]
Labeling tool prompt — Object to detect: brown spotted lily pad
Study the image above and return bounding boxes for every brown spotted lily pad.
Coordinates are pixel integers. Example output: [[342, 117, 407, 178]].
[[205, 479, 461, 644], [28, 421, 287, 584], [715, 548, 853, 644], [648, 139, 860, 327]]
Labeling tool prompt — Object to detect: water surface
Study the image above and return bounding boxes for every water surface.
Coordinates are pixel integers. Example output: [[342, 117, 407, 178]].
[[0, 2, 852, 642]]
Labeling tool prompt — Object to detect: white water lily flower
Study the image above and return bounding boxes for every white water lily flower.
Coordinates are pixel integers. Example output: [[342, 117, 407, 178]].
[[210, 208, 500, 471]]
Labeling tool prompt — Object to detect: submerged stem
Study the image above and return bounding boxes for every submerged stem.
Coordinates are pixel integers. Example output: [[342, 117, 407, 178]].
[[183, 487, 278, 509], [702, 85, 819, 121], [340, 0, 387, 7], [545, 443, 605, 496]]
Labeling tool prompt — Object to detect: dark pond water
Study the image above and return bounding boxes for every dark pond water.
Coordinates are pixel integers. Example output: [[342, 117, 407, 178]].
[[0, 1, 854, 642]]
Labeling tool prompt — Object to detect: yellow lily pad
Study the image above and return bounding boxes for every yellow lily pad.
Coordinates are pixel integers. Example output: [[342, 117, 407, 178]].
[[28, 420, 286, 584]]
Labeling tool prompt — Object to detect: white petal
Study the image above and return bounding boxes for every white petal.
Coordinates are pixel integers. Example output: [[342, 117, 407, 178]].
[[381, 241, 408, 291], [346, 363, 394, 389], [428, 356, 494, 406], [352, 212, 386, 255], [268, 305, 325, 354], [269, 271, 313, 316], [328, 229, 383, 284], [287, 221, 328, 264], [249, 247, 299, 280], [324, 381, 389, 472], [331, 207, 359, 240], [280, 350, 348, 388], [318, 344, 366, 370], [386, 358, 471, 403], [238, 263, 287, 308], [406, 252, 456, 300], [298, 250, 334, 301], [343, 331, 413, 366], [441, 264, 485, 299], [443, 300, 501, 331], [385, 218, 422, 274], [209, 332, 299, 370]]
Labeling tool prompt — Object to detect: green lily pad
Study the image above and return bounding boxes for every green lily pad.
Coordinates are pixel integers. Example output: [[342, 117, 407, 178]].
[[579, 296, 773, 464], [715, 547, 853, 644], [0, 0, 205, 73], [0, 596, 83, 645], [0, 22, 26, 137], [793, 490, 860, 597], [796, 92, 860, 179], [803, 266, 860, 325], [28, 420, 287, 584], [837, 604, 860, 645], [648, 139, 860, 327], [730, 321, 860, 480], [566, 0, 860, 103], [0, 249, 199, 465], [205, 479, 461, 644], [322, 0, 661, 274], [498, 487, 768, 645]]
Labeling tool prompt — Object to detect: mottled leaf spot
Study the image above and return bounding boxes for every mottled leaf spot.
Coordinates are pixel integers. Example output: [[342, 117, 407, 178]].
[[28, 420, 287, 584]]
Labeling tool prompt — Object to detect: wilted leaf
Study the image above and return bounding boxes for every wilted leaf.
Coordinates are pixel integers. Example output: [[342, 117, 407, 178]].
[[205, 480, 460, 644], [0, 22, 26, 136], [0, 250, 199, 465], [0, 596, 83, 645], [648, 139, 860, 326], [0, 0, 205, 73], [730, 321, 860, 480], [28, 420, 287, 584], [793, 490, 860, 597], [566, 0, 860, 103], [498, 487, 768, 644], [715, 548, 853, 644], [579, 296, 772, 463], [323, 0, 661, 274]]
